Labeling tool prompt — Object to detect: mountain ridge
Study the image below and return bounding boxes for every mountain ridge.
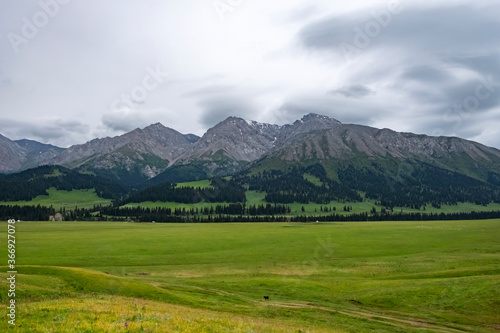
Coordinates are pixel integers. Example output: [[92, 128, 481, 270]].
[[0, 114, 499, 187]]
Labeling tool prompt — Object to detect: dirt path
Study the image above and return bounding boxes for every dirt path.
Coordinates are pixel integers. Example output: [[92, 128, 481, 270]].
[[270, 301, 470, 333], [157, 283, 474, 332]]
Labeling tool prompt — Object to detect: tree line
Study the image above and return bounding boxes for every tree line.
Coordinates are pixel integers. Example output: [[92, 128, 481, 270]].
[[100, 203, 290, 219], [1, 203, 499, 222]]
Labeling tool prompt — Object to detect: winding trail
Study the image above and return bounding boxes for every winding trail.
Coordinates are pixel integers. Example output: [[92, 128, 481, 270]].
[[269, 301, 471, 333], [161, 283, 475, 332]]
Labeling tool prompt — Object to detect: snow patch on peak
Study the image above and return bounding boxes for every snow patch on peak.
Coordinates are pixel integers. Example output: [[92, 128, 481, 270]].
[[244, 119, 267, 128]]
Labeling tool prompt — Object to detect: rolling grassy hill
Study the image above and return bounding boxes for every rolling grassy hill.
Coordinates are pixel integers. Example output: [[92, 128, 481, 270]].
[[1, 220, 499, 332]]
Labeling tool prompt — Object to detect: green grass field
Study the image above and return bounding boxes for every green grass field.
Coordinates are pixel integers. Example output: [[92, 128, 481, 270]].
[[1, 220, 499, 332], [175, 179, 213, 189]]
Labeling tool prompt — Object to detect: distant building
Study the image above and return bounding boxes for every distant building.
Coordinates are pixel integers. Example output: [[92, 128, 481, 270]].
[[49, 213, 63, 221]]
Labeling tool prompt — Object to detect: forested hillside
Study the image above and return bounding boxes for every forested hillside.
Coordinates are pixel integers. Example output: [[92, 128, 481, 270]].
[[0, 165, 129, 201], [121, 178, 246, 204]]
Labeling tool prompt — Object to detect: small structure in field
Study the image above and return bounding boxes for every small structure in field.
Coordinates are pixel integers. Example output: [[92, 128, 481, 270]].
[[49, 213, 64, 221]]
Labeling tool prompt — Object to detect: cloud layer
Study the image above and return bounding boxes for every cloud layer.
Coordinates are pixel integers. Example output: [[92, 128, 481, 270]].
[[1, 0, 499, 149]]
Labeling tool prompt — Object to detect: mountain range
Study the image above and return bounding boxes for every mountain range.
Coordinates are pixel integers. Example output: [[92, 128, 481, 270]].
[[1, 113, 500, 190]]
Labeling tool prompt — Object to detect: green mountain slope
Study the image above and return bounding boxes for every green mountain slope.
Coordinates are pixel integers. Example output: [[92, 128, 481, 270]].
[[0, 165, 130, 202]]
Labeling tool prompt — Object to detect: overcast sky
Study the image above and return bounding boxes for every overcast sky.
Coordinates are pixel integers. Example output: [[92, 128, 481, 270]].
[[1, 0, 499, 148]]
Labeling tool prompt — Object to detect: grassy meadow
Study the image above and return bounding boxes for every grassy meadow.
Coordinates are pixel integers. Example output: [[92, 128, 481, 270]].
[[174, 179, 213, 189], [1, 220, 499, 332]]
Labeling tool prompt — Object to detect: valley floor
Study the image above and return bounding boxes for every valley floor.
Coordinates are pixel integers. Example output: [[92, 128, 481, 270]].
[[1, 220, 499, 332]]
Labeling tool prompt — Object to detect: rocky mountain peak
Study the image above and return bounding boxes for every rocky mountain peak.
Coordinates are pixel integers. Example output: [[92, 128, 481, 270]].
[[210, 116, 246, 130], [2, 114, 500, 186], [301, 113, 341, 123], [171, 116, 282, 172], [138, 122, 192, 146], [274, 113, 343, 146], [202, 116, 281, 141], [296, 113, 342, 128]]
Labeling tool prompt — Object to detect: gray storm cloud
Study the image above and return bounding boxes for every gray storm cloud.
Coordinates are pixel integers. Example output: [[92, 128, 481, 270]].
[[0, 0, 499, 149], [294, 2, 500, 146]]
